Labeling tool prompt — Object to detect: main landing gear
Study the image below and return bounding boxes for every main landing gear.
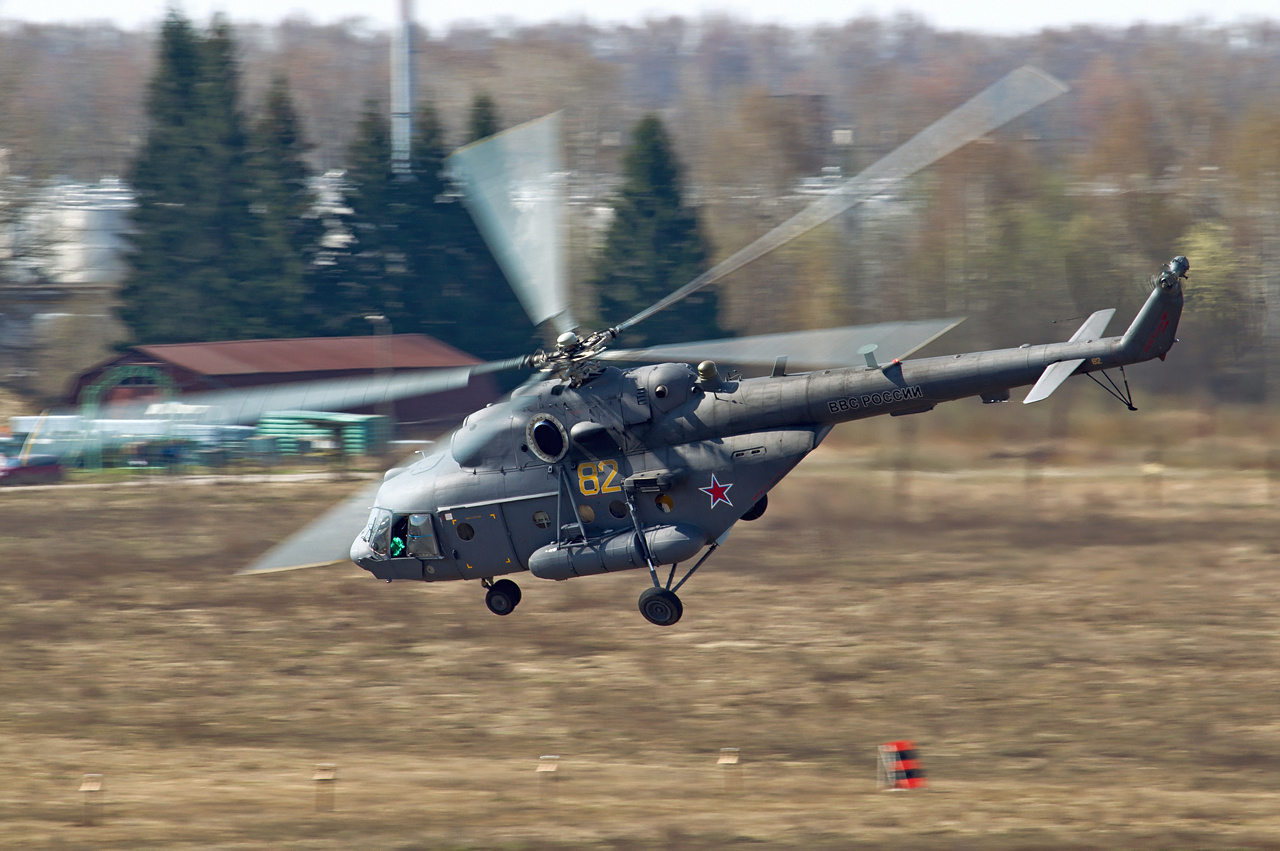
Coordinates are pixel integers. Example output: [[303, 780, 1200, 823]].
[[483, 578, 522, 616], [635, 542, 722, 627], [638, 586, 683, 626]]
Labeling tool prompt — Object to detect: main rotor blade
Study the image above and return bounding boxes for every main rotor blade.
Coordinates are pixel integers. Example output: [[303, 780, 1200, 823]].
[[237, 477, 385, 574], [102, 367, 479, 426], [446, 112, 574, 334], [598, 317, 963, 370], [614, 66, 1068, 334]]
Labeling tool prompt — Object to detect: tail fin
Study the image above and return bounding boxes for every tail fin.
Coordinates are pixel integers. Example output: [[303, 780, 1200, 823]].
[[1119, 267, 1184, 363]]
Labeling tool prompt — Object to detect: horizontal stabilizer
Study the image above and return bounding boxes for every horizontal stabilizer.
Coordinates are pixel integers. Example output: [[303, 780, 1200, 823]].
[[237, 478, 383, 574], [1068, 308, 1116, 343], [1023, 358, 1084, 405], [599, 318, 964, 372]]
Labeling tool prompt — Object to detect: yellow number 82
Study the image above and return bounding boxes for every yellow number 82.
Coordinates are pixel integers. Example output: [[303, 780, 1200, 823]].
[[577, 460, 622, 495]]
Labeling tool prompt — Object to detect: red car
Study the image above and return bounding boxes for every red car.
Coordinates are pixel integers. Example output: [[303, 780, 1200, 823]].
[[0, 454, 64, 485]]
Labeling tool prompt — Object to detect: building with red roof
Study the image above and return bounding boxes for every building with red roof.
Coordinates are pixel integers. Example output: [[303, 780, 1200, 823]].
[[67, 334, 499, 432]]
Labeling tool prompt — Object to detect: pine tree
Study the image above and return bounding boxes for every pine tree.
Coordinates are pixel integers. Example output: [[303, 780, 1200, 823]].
[[119, 12, 208, 342], [407, 101, 537, 360], [120, 13, 308, 343], [594, 114, 719, 346], [250, 73, 319, 336], [304, 101, 402, 337], [324, 99, 537, 360], [467, 93, 499, 143]]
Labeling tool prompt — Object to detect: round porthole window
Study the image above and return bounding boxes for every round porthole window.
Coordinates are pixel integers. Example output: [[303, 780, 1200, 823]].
[[609, 500, 628, 519], [655, 494, 674, 513], [532, 510, 551, 529], [456, 522, 475, 541], [577, 505, 596, 523]]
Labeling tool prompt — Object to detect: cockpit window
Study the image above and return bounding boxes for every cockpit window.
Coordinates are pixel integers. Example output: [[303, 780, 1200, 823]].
[[363, 508, 393, 557], [406, 513, 442, 559]]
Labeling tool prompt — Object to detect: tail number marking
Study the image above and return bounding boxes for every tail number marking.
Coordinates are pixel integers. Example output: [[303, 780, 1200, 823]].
[[578, 460, 622, 496]]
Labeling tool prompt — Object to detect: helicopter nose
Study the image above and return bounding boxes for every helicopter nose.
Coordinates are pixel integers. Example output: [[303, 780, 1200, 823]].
[[349, 535, 378, 570]]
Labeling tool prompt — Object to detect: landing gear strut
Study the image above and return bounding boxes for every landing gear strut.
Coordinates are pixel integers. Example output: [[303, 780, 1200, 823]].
[[634, 543, 722, 627], [484, 578, 522, 616]]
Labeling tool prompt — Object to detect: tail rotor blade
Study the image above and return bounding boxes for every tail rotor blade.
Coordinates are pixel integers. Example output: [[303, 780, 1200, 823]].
[[614, 66, 1068, 334]]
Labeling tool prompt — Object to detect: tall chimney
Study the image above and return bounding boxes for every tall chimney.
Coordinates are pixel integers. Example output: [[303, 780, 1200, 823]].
[[390, 0, 414, 175]]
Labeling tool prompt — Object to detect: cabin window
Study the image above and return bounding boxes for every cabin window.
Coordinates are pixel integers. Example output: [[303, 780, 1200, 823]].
[[363, 508, 393, 557], [406, 513, 442, 559], [532, 510, 552, 529]]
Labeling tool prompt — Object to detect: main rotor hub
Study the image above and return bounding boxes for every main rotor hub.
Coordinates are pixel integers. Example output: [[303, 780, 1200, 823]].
[[530, 327, 619, 386]]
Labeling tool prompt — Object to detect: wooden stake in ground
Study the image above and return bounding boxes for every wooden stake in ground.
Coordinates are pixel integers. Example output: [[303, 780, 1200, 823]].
[[78, 774, 104, 825], [313, 763, 336, 813], [718, 748, 741, 794], [537, 755, 560, 801]]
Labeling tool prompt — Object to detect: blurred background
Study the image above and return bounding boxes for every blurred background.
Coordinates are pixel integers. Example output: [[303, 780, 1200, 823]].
[[1, 10, 1278, 424]]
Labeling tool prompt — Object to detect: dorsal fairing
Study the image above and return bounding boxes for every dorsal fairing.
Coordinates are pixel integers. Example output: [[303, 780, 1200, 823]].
[[450, 397, 526, 468]]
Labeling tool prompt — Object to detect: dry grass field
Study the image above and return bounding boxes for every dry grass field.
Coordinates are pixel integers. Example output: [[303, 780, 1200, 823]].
[[3, 399, 1280, 850]]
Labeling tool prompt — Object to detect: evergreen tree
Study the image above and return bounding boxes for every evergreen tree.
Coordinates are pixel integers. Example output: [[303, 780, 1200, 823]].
[[250, 73, 320, 335], [119, 12, 207, 342], [467, 93, 500, 143], [120, 13, 308, 344], [322, 99, 537, 359], [405, 101, 537, 359], [303, 100, 403, 337], [594, 114, 719, 346]]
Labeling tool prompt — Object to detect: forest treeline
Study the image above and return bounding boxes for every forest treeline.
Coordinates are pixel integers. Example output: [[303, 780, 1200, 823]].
[[3, 15, 1280, 397]]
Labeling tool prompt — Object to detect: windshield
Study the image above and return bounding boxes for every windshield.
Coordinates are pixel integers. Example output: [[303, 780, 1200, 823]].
[[363, 508, 392, 557]]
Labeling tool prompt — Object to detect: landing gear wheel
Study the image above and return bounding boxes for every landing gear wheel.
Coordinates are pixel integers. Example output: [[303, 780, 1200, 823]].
[[638, 586, 683, 626], [485, 579, 522, 616]]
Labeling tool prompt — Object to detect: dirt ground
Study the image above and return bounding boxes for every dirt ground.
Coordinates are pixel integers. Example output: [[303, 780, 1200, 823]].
[[3, 402, 1280, 850]]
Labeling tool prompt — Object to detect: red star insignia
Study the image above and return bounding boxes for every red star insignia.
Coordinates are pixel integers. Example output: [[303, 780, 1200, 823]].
[[699, 473, 734, 509]]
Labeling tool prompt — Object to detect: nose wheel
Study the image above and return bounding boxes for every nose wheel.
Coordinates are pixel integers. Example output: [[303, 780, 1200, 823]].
[[484, 579, 522, 616], [638, 586, 683, 626]]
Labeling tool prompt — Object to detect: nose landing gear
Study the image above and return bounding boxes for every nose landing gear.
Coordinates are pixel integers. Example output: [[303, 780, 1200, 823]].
[[483, 578, 522, 616]]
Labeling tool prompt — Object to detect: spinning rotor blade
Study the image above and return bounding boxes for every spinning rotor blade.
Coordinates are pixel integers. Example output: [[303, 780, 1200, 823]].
[[238, 477, 386, 574], [598, 317, 963, 371], [446, 113, 574, 334], [240, 374, 545, 576], [614, 66, 1068, 335], [105, 367, 477, 426]]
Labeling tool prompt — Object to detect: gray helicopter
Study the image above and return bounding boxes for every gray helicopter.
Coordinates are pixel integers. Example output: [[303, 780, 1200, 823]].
[[240, 66, 1187, 626]]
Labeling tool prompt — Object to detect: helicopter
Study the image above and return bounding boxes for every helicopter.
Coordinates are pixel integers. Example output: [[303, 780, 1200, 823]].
[[238, 66, 1187, 627]]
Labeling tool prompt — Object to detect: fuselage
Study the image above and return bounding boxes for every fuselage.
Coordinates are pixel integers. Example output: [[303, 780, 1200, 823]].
[[351, 274, 1182, 585]]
